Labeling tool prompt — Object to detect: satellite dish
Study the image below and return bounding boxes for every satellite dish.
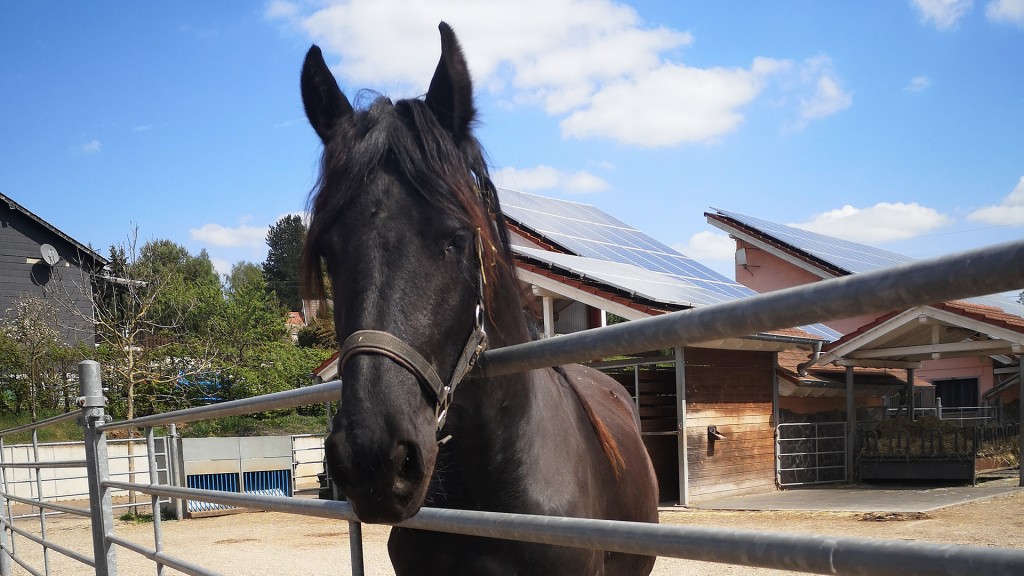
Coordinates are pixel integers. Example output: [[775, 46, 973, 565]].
[[40, 244, 61, 266]]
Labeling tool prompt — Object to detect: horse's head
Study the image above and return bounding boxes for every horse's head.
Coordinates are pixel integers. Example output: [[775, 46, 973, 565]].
[[301, 23, 509, 523]]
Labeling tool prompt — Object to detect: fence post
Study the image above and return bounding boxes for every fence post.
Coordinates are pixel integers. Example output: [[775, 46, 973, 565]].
[[78, 360, 117, 576], [166, 424, 183, 521], [0, 437, 11, 576], [936, 397, 943, 420]]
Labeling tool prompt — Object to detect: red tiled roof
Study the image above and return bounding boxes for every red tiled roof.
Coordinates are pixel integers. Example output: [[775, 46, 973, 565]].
[[824, 299, 1024, 353]]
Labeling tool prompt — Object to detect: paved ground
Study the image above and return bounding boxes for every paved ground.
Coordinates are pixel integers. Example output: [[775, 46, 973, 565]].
[[688, 471, 1023, 512]]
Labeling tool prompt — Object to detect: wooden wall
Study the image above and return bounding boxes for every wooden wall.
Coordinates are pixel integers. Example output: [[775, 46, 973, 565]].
[[0, 205, 96, 345], [685, 348, 775, 502], [609, 347, 777, 504]]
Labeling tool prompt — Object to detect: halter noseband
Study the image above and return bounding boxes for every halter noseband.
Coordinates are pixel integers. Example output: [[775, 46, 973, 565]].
[[336, 229, 488, 438]]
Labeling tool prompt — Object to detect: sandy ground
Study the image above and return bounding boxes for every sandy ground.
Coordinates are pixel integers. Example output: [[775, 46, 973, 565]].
[[5, 487, 1024, 576]]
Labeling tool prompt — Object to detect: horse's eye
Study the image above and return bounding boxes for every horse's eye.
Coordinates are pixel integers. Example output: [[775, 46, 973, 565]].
[[444, 230, 471, 256]]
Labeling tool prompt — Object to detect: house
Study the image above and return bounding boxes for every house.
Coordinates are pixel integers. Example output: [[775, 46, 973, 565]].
[[706, 208, 1024, 422], [316, 189, 862, 505], [0, 192, 108, 345]]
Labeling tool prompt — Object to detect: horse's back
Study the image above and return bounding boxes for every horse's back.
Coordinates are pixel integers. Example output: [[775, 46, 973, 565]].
[[560, 363, 659, 522]]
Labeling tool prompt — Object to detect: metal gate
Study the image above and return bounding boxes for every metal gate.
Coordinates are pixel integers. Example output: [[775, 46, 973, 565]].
[[2, 239, 1024, 576], [776, 422, 847, 486]]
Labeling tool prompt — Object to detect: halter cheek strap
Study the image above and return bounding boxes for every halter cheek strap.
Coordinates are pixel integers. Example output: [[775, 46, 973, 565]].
[[336, 229, 489, 437], [337, 321, 487, 433]]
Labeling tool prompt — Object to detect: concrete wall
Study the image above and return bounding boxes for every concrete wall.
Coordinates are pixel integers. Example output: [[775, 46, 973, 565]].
[[1, 439, 151, 502]]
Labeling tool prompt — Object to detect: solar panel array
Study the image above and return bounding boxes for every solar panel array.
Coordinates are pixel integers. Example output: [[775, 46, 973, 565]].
[[713, 208, 1024, 316], [499, 188, 841, 340], [713, 208, 914, 274], [499, 188, 750, 301]]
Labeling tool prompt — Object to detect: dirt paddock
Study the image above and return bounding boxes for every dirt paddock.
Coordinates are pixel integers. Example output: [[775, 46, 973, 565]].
[[6, 488, 1024, 575]]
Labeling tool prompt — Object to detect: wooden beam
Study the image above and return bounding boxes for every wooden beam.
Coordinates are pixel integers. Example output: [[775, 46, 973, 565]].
[[832, 358, 923, 369], [847, 338, 1013, 360]]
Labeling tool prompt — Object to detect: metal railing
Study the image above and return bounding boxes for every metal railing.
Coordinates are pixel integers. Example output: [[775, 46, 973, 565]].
[[776, 422, 847, 486], [0, 238, 1022, 575], [290, 434, 326, 497]]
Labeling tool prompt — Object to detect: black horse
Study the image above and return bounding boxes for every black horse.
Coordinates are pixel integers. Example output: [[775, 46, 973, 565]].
[[301, 23, 658, 575]]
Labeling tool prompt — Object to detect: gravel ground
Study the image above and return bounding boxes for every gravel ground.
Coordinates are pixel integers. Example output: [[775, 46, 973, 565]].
[[6, 486, 1024, 575]]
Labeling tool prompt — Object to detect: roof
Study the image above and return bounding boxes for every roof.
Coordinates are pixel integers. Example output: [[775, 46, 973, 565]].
[[775, 348, 924, 398], [500, 188, 840, 341], [706, 207, 1024, 321], [501, 188, 752, 301], [706, 208, 913, 276], [0, 191, 109, 267], [514, 245, 836, 342], [818, 301, 1024, 367]]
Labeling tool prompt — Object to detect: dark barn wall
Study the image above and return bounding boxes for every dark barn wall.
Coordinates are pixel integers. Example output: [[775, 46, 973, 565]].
[[0, 205, 96, 345]]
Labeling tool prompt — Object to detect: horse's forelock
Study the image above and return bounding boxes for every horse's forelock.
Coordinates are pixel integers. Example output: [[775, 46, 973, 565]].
[[301, 96, 518, 317]]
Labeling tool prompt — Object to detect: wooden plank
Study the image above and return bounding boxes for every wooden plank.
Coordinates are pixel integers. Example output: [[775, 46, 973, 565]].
[[690, 478, 775, 498]]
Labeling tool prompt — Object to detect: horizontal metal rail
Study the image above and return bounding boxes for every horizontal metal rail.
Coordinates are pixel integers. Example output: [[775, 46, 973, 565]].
[[98, 380, 344, 431], [477, 239, 1024, 377], [0, 459, 87, 469], [106, 479, 1024, 576], [1, 543, 44, 576], [1, 517, 96, 567], [1, 493, 91, 517], [106, 534, 224, 576], [0, 412, 80, 438]]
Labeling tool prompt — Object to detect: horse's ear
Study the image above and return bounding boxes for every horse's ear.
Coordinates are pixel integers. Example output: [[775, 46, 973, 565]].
[[425, 22, 475, 141], [301, 45, 354, 144]]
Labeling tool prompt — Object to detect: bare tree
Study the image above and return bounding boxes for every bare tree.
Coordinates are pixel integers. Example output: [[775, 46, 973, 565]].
[[47, 229, 221, 512]]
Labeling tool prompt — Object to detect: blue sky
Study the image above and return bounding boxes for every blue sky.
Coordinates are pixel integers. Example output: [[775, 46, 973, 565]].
[[2, 0, 1023, 280]]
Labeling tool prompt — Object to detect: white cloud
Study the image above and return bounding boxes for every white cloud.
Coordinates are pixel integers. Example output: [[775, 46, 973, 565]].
[[911, 0, 974, 29], [905, 76, 932, 92], [189, 220, 267, 248], [210, 257, 233, 279], [80, 139, 102, 154], [791, 202, 953, 243], [986, 0, 1024, 24], [561, 60, 785, 146], [967, 176, 1024, 226], [269, 1, 841, 147], [493, 165, 609, 194], [674, 231, 735, 262], [795, 56, 852, 125]]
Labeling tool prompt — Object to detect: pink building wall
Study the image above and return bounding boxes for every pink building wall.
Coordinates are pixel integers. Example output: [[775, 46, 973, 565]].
[[732, 240, 883, 334], [917, 356, 995, 397]]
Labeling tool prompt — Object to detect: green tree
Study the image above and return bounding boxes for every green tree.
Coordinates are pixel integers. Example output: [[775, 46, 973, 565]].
[[262, 214, 307, 312], [214, 262, 286, 364]]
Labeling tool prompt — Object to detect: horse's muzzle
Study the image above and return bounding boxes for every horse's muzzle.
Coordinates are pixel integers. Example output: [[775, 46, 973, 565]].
[[324, 429, 431, 523]]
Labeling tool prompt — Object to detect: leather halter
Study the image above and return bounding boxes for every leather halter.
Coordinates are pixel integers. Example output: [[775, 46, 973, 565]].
[[336, 229, 488, 436]]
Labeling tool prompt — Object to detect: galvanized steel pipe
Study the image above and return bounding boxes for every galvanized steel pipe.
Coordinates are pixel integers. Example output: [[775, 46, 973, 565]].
[[477, 239, 1024, 377], [107, 480, 1024, 576]]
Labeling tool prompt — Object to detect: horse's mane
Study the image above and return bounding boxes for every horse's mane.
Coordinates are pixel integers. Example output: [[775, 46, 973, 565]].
[[301, 94, 520, 333], [301, 92, 625, 475]]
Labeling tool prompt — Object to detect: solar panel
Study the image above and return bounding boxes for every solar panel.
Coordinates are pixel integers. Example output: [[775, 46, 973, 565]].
[[713, 208, 913, 274], [713, 208, 1024, 317], [498, 188, 841, 340], [499, 188, 750, 301]]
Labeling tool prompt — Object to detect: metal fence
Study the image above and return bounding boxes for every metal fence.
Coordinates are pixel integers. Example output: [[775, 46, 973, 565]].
[[776, 422, 847, 486], [1, 239, 1023, 575]]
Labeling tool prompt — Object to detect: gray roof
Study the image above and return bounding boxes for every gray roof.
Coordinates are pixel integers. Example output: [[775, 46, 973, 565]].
[[710, 207, 1024, 317], [0, 191, 108, 267]]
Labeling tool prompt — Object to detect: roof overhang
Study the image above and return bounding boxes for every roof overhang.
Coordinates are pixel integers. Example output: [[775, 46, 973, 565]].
[[818, 304, 1024, 368]]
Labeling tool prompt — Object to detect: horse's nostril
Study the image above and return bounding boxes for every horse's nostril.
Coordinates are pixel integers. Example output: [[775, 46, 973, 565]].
[[393, 441, 424, 488]]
